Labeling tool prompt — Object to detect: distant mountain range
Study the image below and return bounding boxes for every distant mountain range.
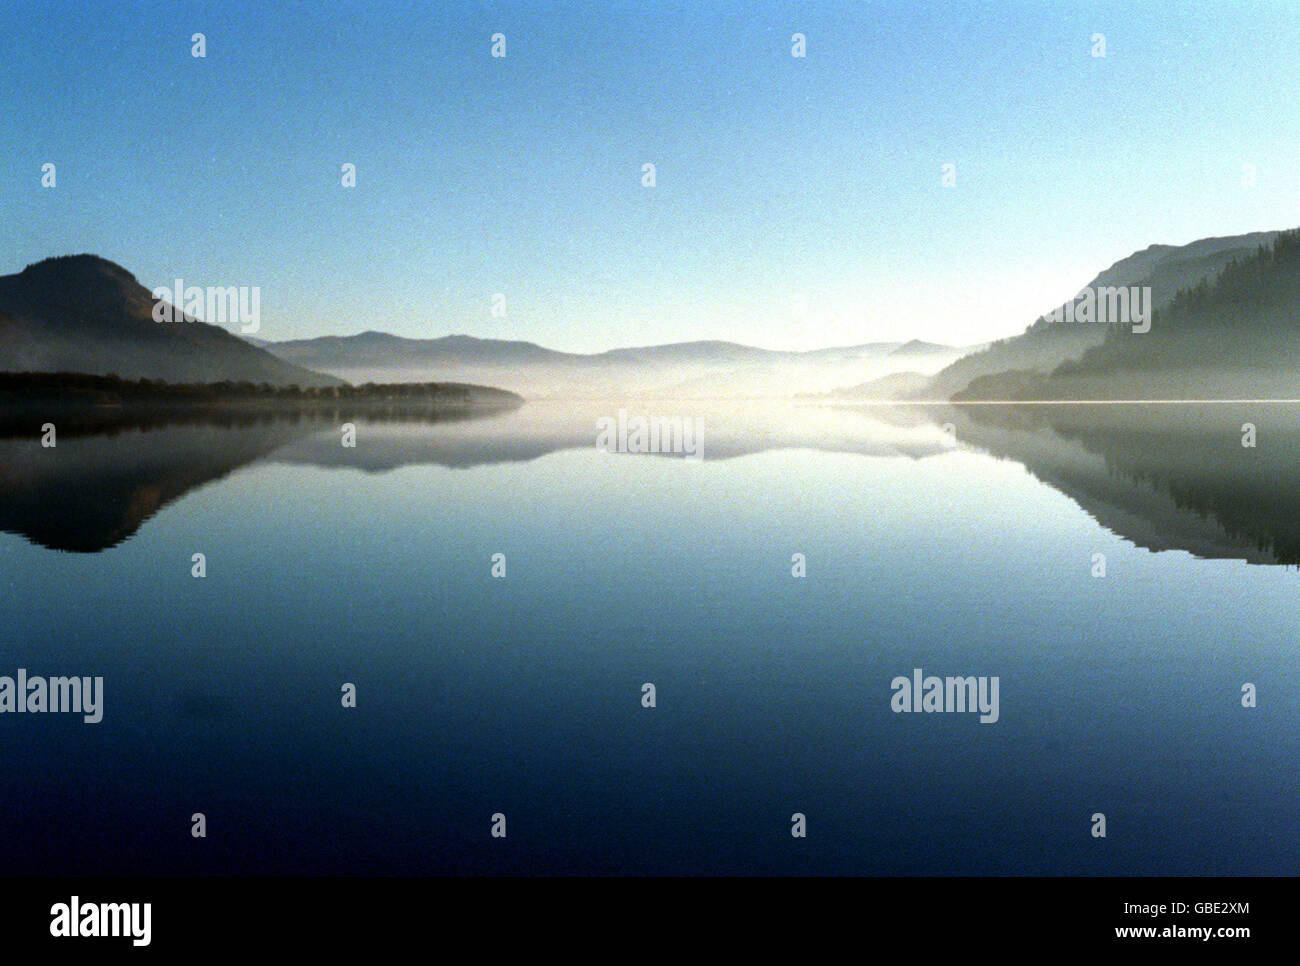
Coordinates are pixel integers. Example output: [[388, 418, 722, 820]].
[[7, 228, 1299, 403], [249, 332, 973, 398], [0, 255, 341, 387], [0, 253, 973, 398]]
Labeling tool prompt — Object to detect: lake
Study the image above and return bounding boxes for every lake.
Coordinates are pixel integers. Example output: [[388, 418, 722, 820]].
[[0, 400, 1296, 874]]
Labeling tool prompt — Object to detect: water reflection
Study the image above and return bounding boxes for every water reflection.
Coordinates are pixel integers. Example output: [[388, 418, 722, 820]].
[[3, 399, 1298, 563], [928, 402, 1300, 565]]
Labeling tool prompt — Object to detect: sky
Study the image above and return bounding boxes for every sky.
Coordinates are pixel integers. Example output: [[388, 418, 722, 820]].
[[3, 0, 1299, 352]]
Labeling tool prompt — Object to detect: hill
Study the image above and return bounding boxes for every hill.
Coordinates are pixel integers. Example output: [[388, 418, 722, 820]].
[[256, 332, 973, 399], [0, 255, 341, 387], [1007, 229, 1300, 399], [849, 231, 1283, 400]]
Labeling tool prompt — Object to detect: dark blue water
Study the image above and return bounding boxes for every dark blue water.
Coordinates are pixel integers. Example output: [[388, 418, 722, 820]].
[[1, 403, 1296, 874]]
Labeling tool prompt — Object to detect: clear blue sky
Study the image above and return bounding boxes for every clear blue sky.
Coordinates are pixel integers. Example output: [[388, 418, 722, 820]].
[[3, 0, 1298, 351]]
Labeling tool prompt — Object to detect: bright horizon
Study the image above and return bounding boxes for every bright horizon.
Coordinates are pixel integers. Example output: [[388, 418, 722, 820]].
[[5, 0, 1300, 353]]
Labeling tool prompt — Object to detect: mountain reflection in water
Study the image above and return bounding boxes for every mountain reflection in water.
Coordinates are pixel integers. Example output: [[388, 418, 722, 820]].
[[1, 400, 1296, 564]]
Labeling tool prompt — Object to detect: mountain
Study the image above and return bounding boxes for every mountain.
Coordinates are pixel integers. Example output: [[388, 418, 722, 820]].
[[0, 255, 342, 387], [821, 370, 935, 400], [264, 331, 579, 369], [845, 230, 1283, 401], [886, 339, 964, 360], [255, 333, 974, 399], [977, 228, 1300, 400]]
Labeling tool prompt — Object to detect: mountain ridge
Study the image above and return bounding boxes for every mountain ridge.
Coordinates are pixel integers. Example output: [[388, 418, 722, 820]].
[[0, 255, 343, 388], [836, 229, 1289, 401], [251, 331, 975, 398]]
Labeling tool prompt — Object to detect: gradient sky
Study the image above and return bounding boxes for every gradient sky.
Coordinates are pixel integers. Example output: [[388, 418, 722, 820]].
[[4, 0, 1299, 352]]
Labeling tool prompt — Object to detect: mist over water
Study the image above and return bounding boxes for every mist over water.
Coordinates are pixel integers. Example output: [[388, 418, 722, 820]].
[[1, 402, 1295, 874]]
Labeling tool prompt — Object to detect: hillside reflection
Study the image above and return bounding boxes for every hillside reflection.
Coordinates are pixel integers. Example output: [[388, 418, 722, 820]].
[[3, 400, 1299, 562]]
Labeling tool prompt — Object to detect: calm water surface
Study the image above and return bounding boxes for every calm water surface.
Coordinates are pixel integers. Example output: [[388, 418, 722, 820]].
[[0, 402, 1296, 874]]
